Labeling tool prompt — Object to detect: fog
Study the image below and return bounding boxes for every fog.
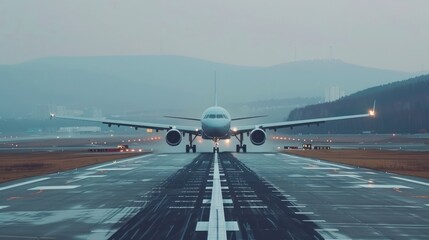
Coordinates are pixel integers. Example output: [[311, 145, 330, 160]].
[[1, 1, 428, 71], [0, 1, 427, 134]]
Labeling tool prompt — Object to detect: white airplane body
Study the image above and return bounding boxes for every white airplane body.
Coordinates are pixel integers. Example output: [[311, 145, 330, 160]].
[[51, 100, 375, 153]]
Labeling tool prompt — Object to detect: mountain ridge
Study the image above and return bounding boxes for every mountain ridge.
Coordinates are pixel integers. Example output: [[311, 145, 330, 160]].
[[0, 55, 416, 118], [287, 74, 429, 134]]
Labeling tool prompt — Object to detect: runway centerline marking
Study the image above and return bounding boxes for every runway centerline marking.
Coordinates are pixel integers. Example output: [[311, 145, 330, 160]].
[[196, 153, 239, 237], [0, 177, 50, 191], [207, 152, 227, 240]]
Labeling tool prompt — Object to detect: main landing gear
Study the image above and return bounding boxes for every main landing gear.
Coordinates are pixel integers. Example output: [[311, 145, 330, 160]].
[[234, 132, 247, 153], [186, 134, 197, 153]]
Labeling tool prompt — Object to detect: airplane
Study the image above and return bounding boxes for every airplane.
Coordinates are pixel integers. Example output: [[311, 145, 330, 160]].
[[50, 96, 376, 153]]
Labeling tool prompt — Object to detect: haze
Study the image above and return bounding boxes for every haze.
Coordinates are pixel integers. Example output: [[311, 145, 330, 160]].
[[1, 0, 428, 72]]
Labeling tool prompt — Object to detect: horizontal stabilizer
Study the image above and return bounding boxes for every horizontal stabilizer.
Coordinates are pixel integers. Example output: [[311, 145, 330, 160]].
[[164, 116, 200, 121], [232, 115, 268, 121]]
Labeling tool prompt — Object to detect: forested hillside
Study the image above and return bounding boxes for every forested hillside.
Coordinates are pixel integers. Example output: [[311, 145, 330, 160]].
[[287, 74, 429, 134]]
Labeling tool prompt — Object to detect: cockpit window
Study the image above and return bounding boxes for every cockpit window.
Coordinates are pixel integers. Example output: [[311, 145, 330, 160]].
[[205, 113, 228, 119]]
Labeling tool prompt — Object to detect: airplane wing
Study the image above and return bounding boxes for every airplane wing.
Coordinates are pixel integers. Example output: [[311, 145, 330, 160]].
[[232, 111, 375, 135], [51, 115, 200, 135]]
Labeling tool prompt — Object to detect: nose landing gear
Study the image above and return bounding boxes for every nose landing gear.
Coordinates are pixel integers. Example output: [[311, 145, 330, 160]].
[[213, 139, 220, 153]]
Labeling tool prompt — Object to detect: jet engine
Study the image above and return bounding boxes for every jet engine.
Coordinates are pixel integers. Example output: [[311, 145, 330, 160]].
[[249, 128, 266, 145], [166, 129, 182, 146]]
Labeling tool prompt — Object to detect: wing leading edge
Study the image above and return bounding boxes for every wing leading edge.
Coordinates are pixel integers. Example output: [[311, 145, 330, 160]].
[[232, 105, 376, 135], [51, 115, 200, 135]]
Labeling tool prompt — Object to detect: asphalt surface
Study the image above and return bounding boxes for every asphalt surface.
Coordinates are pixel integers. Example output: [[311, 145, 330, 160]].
[[1, 152, 429, 239]]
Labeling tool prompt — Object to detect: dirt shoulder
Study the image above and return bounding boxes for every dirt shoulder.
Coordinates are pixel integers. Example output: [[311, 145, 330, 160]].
[[0, 152, 144, 183], [285, 149, 429, 179]]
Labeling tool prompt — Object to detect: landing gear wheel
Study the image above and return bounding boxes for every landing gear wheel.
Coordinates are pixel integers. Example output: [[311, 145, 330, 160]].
[[234, 133, 247, 153], [213, 147, 216, 153], [186, 134, 197, 153]]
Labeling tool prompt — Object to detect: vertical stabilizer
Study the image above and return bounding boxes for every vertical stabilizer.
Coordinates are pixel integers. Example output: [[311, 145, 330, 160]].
[[214, 71, 218, 106]]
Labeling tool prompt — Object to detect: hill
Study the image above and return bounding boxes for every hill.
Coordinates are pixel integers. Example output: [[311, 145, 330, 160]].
[[0, 55, 414, 119], [287, 74, 429, 134]]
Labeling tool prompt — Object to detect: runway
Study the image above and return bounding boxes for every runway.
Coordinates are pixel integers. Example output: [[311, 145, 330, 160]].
[[1, 152, 429, 239]]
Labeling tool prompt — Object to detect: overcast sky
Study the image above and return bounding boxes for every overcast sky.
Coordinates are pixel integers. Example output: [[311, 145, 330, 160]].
[[0, 0, 428, 72]]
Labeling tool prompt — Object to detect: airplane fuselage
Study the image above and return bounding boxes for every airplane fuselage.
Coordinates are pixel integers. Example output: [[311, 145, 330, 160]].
[[200, 106, 231, 140]]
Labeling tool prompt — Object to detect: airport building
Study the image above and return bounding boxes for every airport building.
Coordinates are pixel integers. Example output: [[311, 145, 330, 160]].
[[325, 86, 345, 102], [57, 126, 101, 133]]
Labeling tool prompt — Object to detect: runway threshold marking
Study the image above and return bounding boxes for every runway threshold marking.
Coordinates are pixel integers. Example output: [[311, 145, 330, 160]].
[[0, 177, 50, 191]]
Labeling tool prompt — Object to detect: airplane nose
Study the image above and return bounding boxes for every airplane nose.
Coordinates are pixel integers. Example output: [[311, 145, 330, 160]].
[[202, 120, 230, 138]]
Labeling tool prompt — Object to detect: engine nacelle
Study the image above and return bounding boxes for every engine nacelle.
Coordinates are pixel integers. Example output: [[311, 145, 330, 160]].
[[249, 128, 266, 145], [166, 129, 182, 146]]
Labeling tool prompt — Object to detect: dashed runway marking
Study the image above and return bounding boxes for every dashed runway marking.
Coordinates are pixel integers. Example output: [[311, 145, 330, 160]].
[[96, 168, 135, 171], [392, 176, 429, 186], [358, 184, 411, 189], [0, 177, 50, 191], [87, 154, 152, 171], [28, 185, 81, 190]]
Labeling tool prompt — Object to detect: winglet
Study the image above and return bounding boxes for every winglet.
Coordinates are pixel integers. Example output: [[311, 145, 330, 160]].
[[369, 100, 376, 117], [50, 113, 55, 120]]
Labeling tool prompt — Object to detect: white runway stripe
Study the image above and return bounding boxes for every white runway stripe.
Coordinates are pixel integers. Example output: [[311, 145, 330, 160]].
[[0, 177, 50, 191]]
